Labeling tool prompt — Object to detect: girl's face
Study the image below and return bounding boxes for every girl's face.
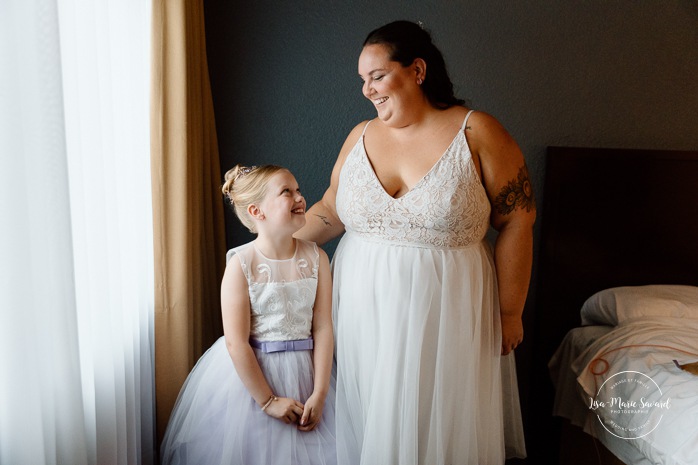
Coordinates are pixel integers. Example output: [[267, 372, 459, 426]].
[[358, 44, 421, 127], [255, 170, 306, 234]]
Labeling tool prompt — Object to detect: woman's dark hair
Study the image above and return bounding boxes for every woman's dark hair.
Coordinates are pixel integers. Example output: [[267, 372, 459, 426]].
[[363, 20, 465, 109]]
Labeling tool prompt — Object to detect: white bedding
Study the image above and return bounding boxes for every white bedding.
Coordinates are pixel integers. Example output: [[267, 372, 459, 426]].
[[580, 285, 698, 326], [549, 325, 613, 427], [550, 326, 654, 465], [550, 285, 698, 465]]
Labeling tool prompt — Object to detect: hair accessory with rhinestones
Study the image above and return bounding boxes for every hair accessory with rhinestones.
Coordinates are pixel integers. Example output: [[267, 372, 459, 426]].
[[236, 165, 258, 179]]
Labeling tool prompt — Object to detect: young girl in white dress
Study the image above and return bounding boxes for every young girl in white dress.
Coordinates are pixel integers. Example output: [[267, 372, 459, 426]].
[[160, 165, 336, 465]]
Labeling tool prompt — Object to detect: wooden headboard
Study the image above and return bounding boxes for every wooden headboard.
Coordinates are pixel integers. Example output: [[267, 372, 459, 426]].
[[537, 147, 698, 343], [526, 146, 698, 462]]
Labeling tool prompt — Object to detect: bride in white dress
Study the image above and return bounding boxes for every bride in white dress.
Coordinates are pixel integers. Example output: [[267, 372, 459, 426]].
[[296, 21, 535, 464]]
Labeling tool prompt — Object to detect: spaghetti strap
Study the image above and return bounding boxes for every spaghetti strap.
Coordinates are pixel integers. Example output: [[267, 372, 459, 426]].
[[460, 110, 476, 132], [361, 120, 372, 137]]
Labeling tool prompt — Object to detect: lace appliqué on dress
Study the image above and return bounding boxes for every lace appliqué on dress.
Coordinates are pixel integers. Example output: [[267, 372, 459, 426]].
[[232, 240, 319, 341], [336, 129, 491, 248]]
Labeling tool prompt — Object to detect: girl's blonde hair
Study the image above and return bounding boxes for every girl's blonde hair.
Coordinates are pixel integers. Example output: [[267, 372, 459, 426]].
[[221, 164, 286, 233]]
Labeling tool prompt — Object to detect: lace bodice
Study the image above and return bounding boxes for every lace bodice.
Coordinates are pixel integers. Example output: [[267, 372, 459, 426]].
[[227, 239, 319, 341], [336, 112, 491, 248]]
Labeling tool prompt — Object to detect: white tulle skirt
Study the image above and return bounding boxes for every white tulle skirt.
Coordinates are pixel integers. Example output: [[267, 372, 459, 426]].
[[331, 233, 526, 465], [160, 337, 336, 465]]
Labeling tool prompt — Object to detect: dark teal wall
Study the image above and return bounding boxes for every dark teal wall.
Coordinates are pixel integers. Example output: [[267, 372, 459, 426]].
[[204, 1, 697, 461], [205, 1, 698, 245]]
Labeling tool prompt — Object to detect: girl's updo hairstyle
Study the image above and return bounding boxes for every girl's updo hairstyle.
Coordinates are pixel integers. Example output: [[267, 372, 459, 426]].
[[221, 164, 286, 233], [363, 20, 465, 109]]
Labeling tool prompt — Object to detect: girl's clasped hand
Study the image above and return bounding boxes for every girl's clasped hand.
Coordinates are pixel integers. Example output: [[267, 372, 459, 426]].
[[261, 393, 325, 431]]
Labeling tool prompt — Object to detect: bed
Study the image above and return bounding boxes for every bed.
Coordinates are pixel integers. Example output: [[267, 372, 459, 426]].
[[549, 285, 698, 464], [528, 147, 698, 465]]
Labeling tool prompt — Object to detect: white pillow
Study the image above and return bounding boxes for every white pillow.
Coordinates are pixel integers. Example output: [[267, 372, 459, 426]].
[[580, 285, 698, 326]]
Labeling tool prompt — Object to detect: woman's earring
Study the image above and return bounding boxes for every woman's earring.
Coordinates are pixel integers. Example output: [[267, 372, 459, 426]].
[[417, 78, 423, 85]]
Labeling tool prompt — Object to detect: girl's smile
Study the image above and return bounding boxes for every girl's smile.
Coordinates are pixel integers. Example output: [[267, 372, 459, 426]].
[[255, 170, 306, 233]]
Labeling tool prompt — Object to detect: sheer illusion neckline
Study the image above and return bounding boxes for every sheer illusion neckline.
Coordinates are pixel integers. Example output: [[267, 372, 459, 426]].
[[252, 240, 299, 261], [360, 129, 465, 201]]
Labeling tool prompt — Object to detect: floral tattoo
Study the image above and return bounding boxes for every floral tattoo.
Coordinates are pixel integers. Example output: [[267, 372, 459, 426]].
[[493, 165, 536, 215]]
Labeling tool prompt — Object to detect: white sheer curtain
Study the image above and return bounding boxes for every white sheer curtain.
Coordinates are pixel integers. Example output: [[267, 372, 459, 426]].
[[0, 1, 154, 464]]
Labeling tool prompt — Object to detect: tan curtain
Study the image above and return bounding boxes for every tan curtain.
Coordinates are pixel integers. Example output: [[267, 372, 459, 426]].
[[150, 0, 227, 444]]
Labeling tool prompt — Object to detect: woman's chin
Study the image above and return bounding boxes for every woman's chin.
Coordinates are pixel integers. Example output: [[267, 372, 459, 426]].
[[375, 110, 397, 125]]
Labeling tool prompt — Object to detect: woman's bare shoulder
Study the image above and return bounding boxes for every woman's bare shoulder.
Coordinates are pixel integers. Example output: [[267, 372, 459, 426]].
[[346, 119, 372, 142], [465, 110, 508, 135], [334, 120, 372, 165]]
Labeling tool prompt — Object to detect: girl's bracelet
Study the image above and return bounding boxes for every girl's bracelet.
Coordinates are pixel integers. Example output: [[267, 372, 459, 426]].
[[261, 394, 277, 412]]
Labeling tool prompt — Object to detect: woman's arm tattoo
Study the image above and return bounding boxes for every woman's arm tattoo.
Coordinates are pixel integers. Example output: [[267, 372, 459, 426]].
[[493, 165, 536, 215], [315, 214, 332, 226]]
